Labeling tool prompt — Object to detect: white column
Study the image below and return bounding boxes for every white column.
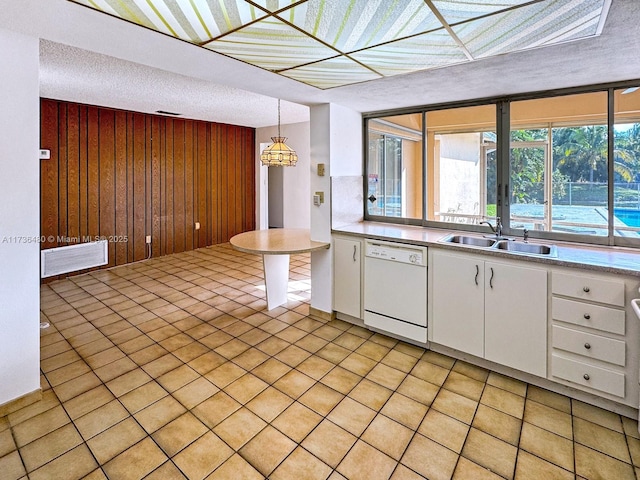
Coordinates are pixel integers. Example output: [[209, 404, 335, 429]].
[[310, 104, 362, 314], [0, 28, 41, 406], [310, 105, 332, 313]]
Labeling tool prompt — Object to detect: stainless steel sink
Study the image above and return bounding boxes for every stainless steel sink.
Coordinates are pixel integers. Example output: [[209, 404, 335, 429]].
[[439, 234, 496, 248], [494, 240, 556, 256], [439, 233, 557, 257]]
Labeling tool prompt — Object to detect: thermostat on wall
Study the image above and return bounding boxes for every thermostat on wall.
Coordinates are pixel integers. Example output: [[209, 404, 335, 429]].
[[39, 149, 50, 160]]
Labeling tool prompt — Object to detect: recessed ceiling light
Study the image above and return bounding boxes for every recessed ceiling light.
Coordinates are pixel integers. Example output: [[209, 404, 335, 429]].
[[155, 110, 182, 116]]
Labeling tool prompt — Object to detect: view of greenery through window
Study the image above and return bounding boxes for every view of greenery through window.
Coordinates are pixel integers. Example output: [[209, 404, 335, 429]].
[[506, 124, 640, 235], [365, 86, 640, 244]]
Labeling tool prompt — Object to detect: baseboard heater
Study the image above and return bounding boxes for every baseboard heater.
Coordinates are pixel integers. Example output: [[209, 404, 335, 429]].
[[41, 240, 108, 278]]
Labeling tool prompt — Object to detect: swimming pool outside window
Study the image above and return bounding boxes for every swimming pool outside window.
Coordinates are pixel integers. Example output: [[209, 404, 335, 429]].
[[614, 87, 640, 240]]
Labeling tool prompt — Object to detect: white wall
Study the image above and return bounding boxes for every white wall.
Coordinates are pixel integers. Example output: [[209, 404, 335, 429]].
[[328, 105, 363, 178], [0, 28, 41, 406], [256, 121, 311, 229], [268, 167, 284, 228], [438, 133, 482, 218], [310, 104, 362, 313]]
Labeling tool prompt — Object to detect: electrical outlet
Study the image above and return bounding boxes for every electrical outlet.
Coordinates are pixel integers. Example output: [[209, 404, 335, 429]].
[[145, 235, 152, 244], [195, 222, 200, 230]]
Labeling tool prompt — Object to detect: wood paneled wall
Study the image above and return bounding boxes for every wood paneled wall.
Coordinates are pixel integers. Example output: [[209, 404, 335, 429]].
[[40, 99, 255, 275]]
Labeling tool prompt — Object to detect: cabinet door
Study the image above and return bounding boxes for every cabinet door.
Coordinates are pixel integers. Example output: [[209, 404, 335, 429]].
[[485, 261, 547, 377], [333, 238, 362, 318], [431, 251, 484, 357]]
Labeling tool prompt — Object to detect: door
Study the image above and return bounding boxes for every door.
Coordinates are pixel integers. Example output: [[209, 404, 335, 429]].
[[431, 251, 484, 357], [333, 238, 362, 318], [484, 260, 547, 377]]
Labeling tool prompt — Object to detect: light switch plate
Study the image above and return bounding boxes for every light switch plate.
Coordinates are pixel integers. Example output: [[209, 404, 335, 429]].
[[317, 163, 325, 176]]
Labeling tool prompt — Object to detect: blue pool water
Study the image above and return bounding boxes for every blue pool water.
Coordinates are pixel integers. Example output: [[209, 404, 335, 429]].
[[614, 208, 640, 228]]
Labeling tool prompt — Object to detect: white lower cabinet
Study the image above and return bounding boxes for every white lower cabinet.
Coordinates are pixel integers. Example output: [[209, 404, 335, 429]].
[[484, 260, 547, 377], [334, 233, 640, 412], [431, 250, 547, 377], [550, 269, 636, 404], [333, 236, 362, 319], [430, 250, 484, 357]]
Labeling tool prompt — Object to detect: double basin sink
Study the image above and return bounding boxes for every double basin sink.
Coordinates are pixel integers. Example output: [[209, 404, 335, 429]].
[[440, 234, 557, 257]]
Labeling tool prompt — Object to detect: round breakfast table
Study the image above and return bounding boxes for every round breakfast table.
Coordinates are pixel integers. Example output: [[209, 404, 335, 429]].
[[230, 229, 330, 310]]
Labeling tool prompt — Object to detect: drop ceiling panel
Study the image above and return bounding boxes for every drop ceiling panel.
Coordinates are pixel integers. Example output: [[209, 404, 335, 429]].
[[350, 30, 468, 77], [285, 0, 442, 52], [250, 0, 302, 13], [430, 0, 535, 24], [281, 56, 382, 89], [67, 0, 612, 89], [205, 16, 337, 71], [71, 0, 269, 43], [453, 0, 606, 58]]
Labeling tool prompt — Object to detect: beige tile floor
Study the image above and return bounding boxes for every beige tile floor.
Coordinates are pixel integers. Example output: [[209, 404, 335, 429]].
[[1, 243, 640, 479]]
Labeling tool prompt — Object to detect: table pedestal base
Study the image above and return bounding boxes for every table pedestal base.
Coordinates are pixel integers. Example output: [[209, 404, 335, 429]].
[[263, 254, 290, 311]]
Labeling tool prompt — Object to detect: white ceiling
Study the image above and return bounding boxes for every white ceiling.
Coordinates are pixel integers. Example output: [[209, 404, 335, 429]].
[[1, 0, 639, 128]]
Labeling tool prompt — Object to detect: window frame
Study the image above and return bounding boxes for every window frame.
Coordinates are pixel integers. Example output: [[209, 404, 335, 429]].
[[363, 80, 640, 248]]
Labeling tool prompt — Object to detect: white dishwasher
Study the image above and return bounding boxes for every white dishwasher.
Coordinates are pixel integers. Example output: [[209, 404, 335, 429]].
[[363, 239, 428, 343]]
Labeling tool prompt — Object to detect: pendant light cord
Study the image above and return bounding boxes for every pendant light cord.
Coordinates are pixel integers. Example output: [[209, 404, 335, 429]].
[[277, 99, 281, 139]]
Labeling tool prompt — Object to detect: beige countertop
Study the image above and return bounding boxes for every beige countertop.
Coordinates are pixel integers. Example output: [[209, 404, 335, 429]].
[[333, 222, 640, 277], [230, 228, 330, 255]]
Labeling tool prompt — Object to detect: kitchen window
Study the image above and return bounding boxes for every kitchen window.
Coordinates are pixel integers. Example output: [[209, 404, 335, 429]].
[[367, 115, 423, 219], [509, 92, 610, 238], [364, 82, 640, 247]]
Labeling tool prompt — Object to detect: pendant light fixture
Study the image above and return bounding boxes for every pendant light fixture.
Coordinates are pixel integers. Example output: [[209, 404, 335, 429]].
[[260, 99, 298, 167]]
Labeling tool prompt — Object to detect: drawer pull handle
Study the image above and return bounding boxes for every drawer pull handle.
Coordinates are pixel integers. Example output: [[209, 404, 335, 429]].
[[583, 374, 590, 380], [584, 343, 591, 350], [584, 314, 591, 320], [583, 286, 590, 293]]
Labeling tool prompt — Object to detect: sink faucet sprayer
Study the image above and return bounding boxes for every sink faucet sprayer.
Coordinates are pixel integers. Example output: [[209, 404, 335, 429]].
[[480, 217, 502, 238]]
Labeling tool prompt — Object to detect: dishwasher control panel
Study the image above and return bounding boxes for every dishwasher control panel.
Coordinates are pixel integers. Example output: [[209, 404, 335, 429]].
[[365, 240, 426, 266]]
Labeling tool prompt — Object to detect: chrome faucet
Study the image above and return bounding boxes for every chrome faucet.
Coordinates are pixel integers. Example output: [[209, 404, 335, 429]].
[[480, 217, 503, 238], [523, 228, 529, 243]]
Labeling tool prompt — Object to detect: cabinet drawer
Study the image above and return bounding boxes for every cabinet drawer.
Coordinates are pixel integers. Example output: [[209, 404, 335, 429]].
[[552, 325, 626, 366], [552, 297, 625, 335], [551, 354, 625, 398], [552, 272, 624, 306]]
